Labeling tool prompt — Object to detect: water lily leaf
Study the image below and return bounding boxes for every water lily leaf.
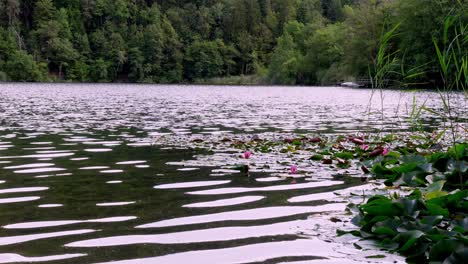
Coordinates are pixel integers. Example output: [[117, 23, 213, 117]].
[[425, 190, 448, 200], [336, 229, 360, 237], [448, 144, 467, 160], [334, 152, 354, 160], [351, 214, 362, 226], [418, 162, 433, 173], [401, 171, 420, 186], [372, 226, 397, 236], [395, 230, 425, 252], [427, 180, 446, 192], [429, 239, 463, 261], [372, 164, 394, 177], [426, 203, 449, 217], [385, 151, 401, 159], [400, 198, 420, 217], [379, 238, 399, 250], [361, 196, 403, 217], [454, 217, 468, 232], [372, 219, 400, 237], [309, 154, 323, 161], [447, 159, 468, 173], [420, 215, 443, 226], [443, 247, 468, 264], [393, 162, 420, 174], [401, 154, 427, 165]]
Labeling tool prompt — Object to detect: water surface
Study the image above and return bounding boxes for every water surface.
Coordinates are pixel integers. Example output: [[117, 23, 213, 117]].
[[0, 84, 465, 263]]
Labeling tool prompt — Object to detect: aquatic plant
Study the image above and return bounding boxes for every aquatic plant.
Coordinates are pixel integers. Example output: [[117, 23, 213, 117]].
[[382, 147, 390, 156], [348, 140, 467, 263], [290, 165, 298, 174], [349, 188, 467, 263]]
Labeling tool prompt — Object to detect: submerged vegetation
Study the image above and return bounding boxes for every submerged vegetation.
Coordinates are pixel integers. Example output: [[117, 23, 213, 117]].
[[0, 0, 466, 86]]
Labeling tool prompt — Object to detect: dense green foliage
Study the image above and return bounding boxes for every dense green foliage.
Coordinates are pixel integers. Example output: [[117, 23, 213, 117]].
[[0, 0, 466, 85]]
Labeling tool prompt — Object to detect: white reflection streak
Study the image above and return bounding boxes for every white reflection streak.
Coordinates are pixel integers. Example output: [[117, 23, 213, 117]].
[[0, 153, 74, 159], [3, 163, 55, 169], [0, 229, 96, 246], [186, 181, 343, 195], [90, 239, 346, 264], [288, 184, 373, 203], [137, 204, 346, 228], [0, 196, 40, 204], [68, 220, 313, 247], [182, 196, 264, 208], [0, 253, 86, 263], [4, 217, 137, 229], [154, 180, 231, 189], [0, 187, 48, 194], [13, 168, 66, 174]]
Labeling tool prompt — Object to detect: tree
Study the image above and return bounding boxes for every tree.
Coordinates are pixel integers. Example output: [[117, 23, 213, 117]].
[[184, 39, 225, 80], [34, 0, 56, 26], [89, 58, 109, 82], [302, 22, 346, 84], [4, 50, 46, 81], [268, 27, 302, 85], [341, 0, 392, 78], [0, 26, 46, 81], [0, 0, 463, 86], [32, 5, 79, 79], [2, 0, 21, 27]]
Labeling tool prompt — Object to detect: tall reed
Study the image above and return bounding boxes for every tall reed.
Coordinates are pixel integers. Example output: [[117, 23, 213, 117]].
[[432, 15, 467, 189]]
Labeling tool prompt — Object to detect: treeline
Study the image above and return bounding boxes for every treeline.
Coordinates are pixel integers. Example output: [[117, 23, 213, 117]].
[[0, 0, 466, 86]]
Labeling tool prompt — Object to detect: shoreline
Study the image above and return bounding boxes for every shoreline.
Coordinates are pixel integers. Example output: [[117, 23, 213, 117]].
[[0, 81, 446, 91]]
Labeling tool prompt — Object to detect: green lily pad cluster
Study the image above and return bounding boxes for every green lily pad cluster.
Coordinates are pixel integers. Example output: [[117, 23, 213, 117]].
[[349, 188, 467, 263], [349, 143, 467, 263], [363, 143, 467, 189]]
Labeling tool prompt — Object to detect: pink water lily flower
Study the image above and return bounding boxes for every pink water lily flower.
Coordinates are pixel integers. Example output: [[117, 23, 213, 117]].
[[360, 144, 370, 151], [382, 147, 390, 156], [290, 165, 297, 174], [243, 151, 252, 159]]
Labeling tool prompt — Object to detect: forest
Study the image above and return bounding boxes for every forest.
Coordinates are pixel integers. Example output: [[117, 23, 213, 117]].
[[0, 0, 466, 86]]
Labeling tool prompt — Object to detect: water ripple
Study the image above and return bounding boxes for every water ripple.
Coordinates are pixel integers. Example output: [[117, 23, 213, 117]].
[[137, 204, 346, 228], [0, 253, 86, 263], [187, 181, 343, 195], [0, 229, 96, 246]]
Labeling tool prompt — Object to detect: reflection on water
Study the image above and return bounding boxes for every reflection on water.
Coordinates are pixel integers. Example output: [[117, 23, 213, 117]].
[[4, 216, 137, 229], [0, 229, 96, 246], [136, 204, 347, 229], [0, 253, 86, 264], [182, 195, 265, 208], [0, 84, 463, 263], [90, 239, 357, 264], [0, 187, 48, 194], [67, 219, 340, 247], [154, 180, 231, 189], [0, 196, 41, 204]]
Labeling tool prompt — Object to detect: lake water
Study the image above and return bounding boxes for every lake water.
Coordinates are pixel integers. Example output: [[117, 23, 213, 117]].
[[0, 84, 465, 264]]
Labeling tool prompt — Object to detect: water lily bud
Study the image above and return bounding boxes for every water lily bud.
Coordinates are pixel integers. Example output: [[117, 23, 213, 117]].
[[369, 148, 383, 157], [290, 165, 297, 174], [382, 147, 390, 156]]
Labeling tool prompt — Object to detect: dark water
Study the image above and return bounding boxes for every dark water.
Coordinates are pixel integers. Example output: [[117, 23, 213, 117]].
[[0, 84, 465, 264]]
